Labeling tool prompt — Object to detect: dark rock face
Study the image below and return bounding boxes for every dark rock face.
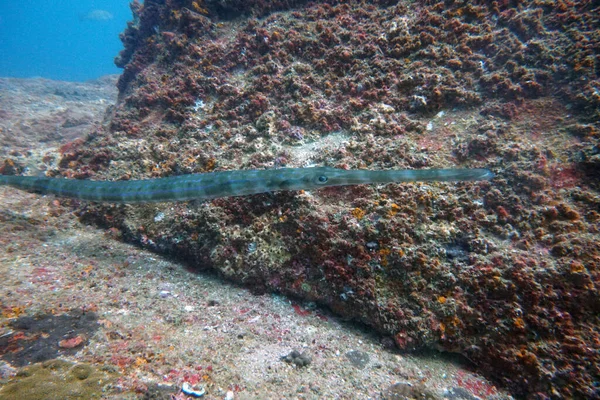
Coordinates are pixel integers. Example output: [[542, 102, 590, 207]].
[[51, 1, 599, 397], [0, 311, 99, 366]]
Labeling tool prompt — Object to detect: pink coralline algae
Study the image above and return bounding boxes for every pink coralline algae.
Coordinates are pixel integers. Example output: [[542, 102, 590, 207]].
[[26, 0, 600, 398]]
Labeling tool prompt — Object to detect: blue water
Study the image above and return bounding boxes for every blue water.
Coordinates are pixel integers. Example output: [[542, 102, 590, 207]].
[[0, 1, 133, 82]]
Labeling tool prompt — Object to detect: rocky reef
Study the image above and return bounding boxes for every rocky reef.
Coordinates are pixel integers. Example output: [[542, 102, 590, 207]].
[[23, 0, 600, 397]]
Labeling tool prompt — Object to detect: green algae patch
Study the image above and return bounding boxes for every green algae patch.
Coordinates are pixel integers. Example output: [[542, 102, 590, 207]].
[[0, 360, 117, 399]]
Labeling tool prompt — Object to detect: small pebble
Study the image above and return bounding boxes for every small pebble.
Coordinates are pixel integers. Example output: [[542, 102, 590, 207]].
[[281, 350, 312, 367], [345, 350, 370, 369], [182, 382, 205, 397]]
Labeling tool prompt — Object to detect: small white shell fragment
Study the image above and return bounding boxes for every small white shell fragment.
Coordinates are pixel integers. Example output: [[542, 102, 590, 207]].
[[182, 382, 206, 397]]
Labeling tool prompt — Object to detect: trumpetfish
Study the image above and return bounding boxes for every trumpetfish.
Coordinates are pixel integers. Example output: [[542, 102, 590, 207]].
[[0, 167, 494, 203]]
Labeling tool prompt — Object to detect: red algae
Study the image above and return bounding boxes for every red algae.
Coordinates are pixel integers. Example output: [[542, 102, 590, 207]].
[[2, 0, 600, 398], [58, 336, 85, 349]]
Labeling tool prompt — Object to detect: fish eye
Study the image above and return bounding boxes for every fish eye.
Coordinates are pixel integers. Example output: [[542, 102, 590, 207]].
[[317, 175, 328, 183]]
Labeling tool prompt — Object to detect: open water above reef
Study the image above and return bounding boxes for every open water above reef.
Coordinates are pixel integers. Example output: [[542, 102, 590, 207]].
[[0, 1, 131, 81]]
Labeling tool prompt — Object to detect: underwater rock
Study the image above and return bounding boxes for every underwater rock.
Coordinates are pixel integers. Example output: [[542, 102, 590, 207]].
[[0, 310, 99, 367]]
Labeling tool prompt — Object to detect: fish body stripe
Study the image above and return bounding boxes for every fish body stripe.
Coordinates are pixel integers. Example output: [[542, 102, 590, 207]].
[[1, 167, 494, 203]]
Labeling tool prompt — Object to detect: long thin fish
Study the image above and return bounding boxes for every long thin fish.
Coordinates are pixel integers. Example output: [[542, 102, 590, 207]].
[[0, 167, 494, 203]]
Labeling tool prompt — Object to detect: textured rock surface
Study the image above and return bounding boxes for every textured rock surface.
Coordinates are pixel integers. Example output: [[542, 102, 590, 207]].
[[9, 1, 599, 397], [0, 76, 118, 157]]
